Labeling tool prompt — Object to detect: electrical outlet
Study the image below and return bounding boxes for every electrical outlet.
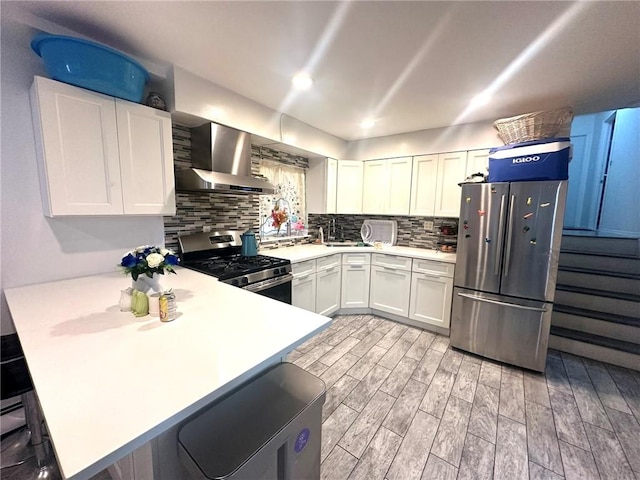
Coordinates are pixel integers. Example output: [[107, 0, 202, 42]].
[[203, 226, 211, 232], [424, 221, 434, 231]]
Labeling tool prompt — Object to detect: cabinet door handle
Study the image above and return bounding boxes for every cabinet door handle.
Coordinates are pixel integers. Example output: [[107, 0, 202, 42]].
[[457, 292, 546, 312]]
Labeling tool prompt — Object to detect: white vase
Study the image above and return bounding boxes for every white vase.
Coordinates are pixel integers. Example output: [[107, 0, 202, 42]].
[[132, 273, 164, 295]]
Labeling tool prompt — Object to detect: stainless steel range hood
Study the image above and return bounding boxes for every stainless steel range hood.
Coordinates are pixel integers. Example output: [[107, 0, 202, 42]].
[[175, 122, 276, 195]]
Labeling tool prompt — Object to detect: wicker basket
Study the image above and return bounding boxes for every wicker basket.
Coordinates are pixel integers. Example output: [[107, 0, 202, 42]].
[[493, 107, 573, 144]]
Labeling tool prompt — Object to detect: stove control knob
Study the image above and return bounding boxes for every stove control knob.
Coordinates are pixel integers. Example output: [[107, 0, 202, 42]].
[[241, 277, 249, 285], [231, 279, 240, 286]]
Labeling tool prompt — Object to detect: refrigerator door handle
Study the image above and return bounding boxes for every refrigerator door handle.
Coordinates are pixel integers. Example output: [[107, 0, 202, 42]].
[[494, 194, 506, 276], [503, 194, 516, 277], [456, 292, 547, 312]]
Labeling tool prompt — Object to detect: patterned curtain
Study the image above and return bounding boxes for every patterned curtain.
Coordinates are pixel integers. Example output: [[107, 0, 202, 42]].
[[258, 160, 306, 237]]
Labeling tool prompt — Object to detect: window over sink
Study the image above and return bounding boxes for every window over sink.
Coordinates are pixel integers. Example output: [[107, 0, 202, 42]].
[[258, 159, 307, 239]]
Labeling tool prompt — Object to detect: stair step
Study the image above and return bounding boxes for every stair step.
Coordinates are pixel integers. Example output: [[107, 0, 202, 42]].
[[557, 269, 640, 295], [551, 311, 640, 343], [559, 252, 640, 276], [554, 287, 640, 319], [553, 304, 640, 327], [561, 235, 639, 256], [550, 326, 640, 354], [549, 334, 640, 371]]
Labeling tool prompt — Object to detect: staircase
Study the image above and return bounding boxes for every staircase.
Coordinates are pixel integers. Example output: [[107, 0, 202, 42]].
[[550, 233, 640, 370]]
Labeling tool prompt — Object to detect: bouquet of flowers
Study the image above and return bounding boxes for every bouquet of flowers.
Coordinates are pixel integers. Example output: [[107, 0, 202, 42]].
[[271, 205, 289, 232], [119, 245, 179, 281]]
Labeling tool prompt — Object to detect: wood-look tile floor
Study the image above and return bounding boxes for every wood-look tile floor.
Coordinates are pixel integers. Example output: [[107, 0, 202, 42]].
[[287, 314, 640, 480], [3, 313, 638, 480]]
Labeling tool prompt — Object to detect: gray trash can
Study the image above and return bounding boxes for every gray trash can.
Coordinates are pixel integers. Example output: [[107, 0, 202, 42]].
[[178, 362, 326, 480]]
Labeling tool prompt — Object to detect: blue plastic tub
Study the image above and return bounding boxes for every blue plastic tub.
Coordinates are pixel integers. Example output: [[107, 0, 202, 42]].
[[31, 34, 149, 103], [488, 138, 571, 182]]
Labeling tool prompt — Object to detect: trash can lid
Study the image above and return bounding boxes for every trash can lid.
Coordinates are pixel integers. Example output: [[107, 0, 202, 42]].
[[178, 362, 325, 479]]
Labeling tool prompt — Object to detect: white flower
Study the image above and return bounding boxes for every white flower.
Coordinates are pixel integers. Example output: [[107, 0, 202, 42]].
[[160, 248, 169, 256], [146, 253, 164, 268]]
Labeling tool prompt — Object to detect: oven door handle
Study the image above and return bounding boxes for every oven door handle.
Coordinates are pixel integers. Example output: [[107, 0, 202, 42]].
[[244, 273, 293, 293]]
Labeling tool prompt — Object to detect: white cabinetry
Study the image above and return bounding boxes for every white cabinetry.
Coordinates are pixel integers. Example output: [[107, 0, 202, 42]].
[[363, 157, 412, 215], [409, 259, 455, 330], [30, 76, 175, 217], [362, 160, 387, 214], [336, 160, 363, 214], [465, 149, 490, 179], [307, 158, 338, 214], [340, 253, 370, 308], [315, 254, 341, 316], [435, 151, 467, 217], [292, 259, 317, 312], [410, 154, 438, 216], [369, 254, 412, 316]]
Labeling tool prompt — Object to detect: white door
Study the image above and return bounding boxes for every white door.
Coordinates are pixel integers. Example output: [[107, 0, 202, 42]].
[[316, 266, 341, 316], [410, 154, 438, 216], [292, 274, 317, 312], [116, 100, 176, 215], [336, 160, 364, 214], [31, 76, 123, 216], [387, 157, 412, 215], [369, 266, 411, 316], [340, 265, 370, 308], [465, 149, 490, 179], [362, 160, 387, 214], [435, 151, 467, 217], [409, 273, 453, 329]]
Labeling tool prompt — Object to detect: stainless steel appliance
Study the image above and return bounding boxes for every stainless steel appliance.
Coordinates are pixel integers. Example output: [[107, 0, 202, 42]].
[[179, 231, 292, 304], [175, 122, 276, 194], [450, 180, 567, 371]]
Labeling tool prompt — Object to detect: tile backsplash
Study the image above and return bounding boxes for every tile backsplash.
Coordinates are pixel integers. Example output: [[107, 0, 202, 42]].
[[165, 124, 458, 253], [164, 125, 309, 252], [307, 214, 457, 250]]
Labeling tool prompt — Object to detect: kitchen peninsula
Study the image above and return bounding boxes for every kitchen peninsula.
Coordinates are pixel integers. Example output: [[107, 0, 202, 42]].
[[4, 267, 331, 480]]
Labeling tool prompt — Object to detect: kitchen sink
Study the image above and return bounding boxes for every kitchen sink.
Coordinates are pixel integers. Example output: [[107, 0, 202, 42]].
[[324, 242, 370, 247]]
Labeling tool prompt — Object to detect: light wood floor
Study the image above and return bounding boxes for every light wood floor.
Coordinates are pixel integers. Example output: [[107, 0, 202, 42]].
[[3, 313, 639, 480]]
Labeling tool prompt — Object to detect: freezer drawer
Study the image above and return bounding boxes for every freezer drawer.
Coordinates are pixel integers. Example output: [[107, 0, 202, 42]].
[[450, 287, 551, 371]]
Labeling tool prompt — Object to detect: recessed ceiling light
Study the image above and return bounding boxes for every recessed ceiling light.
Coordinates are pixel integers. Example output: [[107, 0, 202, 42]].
[[292, 72, 313, 90], [360, 118, 376, 129]]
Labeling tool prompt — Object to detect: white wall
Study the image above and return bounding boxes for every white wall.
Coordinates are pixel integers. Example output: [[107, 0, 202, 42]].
[[0, 16, 166, 334], [344, 121, 502, 160], [599, 107, 640, 235]]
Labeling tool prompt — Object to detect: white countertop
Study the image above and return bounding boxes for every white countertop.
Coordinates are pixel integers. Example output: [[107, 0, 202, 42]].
[[4, 268, 331, 480], [266, 243, 457, 264]]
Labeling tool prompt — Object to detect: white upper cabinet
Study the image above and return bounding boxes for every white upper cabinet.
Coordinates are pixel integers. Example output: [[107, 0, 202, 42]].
[[30, 76, 175, 217], [387, 157, 412, 215], [336, 160, 363, 214], [364, 157, 412, 215], [434, 151, 467, 217], [307, 157, 338, 214], [465, 149, 490, 179], [410, 154, 438, 216], [362, 160, 387, 214]]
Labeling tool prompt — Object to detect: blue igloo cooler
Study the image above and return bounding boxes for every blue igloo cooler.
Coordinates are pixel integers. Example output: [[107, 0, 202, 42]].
[[488, 138, 571, 182]]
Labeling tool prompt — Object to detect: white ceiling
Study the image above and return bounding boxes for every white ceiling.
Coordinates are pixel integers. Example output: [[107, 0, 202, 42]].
[[7, 1, 640, 141]]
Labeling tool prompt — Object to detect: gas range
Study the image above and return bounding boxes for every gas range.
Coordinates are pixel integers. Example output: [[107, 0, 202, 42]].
[[178, 230, 292, 303]]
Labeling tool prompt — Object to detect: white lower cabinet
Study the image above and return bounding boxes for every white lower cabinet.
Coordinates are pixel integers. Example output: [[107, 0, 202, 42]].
[[316, 267, 341, 316], [369, 254, 412, 316], [292, 273, 317, 312], [341, 253, 371, 309], [292, 259, 317, 312], [409, 273, 454, 329]]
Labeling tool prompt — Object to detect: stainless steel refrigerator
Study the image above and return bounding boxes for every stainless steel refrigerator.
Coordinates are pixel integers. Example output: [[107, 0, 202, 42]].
[[450, 180, 567, 371]]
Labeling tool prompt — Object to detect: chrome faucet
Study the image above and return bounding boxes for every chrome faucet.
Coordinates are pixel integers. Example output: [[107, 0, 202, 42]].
[[328, 218, 336, 241]]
